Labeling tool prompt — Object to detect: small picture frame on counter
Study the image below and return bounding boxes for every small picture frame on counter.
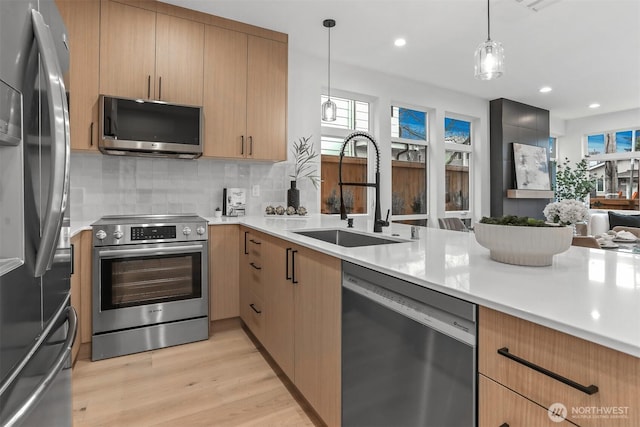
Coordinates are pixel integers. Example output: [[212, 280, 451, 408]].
[[223, 188, 246, 217]]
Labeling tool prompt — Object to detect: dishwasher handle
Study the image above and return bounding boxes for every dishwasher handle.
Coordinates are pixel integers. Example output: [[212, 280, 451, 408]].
[[343, 274, 476, 347]]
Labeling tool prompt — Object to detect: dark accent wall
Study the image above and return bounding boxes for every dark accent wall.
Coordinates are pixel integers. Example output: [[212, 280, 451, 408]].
[[490, 98, 550, 219]]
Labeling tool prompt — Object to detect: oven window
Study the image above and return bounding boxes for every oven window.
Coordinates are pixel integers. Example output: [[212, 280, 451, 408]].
[[100, 253, 202, 310]]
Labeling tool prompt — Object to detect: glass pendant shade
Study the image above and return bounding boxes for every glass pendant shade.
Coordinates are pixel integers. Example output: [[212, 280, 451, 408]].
[[474, 39, 504, 80], [321, 98, 337, 122]]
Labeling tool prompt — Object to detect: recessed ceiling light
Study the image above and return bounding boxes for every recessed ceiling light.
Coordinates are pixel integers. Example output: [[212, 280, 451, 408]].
[[539, 86, 552, 93], [589, 103, 601, 109], [394, 38, 406, 47]]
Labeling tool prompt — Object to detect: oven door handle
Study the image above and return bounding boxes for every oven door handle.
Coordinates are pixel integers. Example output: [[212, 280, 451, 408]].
[[98, 244, 204, 258]]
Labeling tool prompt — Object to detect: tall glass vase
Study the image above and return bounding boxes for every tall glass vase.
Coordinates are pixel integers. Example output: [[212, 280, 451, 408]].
[[287, 181, 300, 209]]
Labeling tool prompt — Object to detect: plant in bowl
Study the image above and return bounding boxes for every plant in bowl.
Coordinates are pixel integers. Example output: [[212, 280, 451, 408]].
[[474, 215, 573, 267]]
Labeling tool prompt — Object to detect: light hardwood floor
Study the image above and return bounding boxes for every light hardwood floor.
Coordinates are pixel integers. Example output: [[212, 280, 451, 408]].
[[72, 321, 322, 426]]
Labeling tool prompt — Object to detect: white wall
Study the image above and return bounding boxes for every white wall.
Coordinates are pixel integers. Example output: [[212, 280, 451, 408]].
[[71, 48, 492, 225], [557, 108, 640, 163]]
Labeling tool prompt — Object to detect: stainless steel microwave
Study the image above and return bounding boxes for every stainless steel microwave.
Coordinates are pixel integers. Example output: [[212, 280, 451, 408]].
[[99, 95, 202, 159]]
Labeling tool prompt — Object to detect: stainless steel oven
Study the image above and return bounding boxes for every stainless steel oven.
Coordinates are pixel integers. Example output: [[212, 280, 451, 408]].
[[91, 215, 208, 360]]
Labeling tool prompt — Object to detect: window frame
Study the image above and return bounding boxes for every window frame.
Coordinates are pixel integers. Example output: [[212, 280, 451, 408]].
[[584, 128, 640, 162], [390, 102, 430, 222], [443, 114, 474, 220], [320, 89, 375, 216]]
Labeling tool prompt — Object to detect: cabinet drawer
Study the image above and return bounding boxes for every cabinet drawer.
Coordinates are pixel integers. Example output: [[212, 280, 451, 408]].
[[247, 234, 263, 257], [479, 307, 640, 427], [479, 374, 573, 427], [240, 287, 265, 342]]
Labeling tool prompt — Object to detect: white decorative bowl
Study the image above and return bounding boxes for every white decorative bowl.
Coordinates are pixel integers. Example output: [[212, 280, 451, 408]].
[[474, 222, 573, 267]]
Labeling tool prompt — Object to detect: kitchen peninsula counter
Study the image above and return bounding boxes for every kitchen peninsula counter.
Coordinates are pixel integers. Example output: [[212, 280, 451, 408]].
[[235, 215, 640, 358]]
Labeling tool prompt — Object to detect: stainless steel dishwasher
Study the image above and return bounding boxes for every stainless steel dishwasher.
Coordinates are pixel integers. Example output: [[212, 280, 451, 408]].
[[342, 262, 476, 427]]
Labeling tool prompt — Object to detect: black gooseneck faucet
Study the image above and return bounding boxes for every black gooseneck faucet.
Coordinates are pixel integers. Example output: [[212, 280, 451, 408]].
[[338, 131, 389, 233]]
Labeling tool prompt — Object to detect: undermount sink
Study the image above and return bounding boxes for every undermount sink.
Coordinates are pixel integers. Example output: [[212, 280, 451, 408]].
[[293, 229, 408, 247]]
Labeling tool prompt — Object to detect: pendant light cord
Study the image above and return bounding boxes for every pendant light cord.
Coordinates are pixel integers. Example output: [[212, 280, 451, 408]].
[[327, 25, 331, 100], [487, 0, 491, 41]]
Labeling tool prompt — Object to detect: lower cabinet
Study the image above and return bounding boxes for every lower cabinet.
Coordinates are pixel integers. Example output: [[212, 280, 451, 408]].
[[479, 306, 640, 427], [70, 234, 82, 363], [238, 226, 341, 426], [209, 224, 239, 320], [70, 229, 94, 364], [479, 374, 573, 426]]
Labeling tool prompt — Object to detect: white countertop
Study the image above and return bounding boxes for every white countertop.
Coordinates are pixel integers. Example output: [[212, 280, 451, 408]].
[[72, 214, 640, 357], [235, 215, 640, 358]]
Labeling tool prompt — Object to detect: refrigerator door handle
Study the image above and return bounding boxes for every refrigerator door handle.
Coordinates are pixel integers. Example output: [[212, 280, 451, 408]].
[[31, 9, 71, 278], [0, 304, 77, 427]]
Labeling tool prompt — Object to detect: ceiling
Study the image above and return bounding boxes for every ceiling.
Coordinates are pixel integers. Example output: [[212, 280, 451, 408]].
[[163, 0, 640, 120]]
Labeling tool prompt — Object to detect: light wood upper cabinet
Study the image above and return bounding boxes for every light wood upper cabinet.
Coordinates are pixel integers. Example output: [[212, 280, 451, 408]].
[[56, 0, 100, 151], [203, 26, 247, 159], [155, 13, 204, 105], [246, 35, 287, 161], [208, 225, 239, 321], [99, 0, 156, 100], [203, 28, 287, 161], [99, 0, 204, 105]]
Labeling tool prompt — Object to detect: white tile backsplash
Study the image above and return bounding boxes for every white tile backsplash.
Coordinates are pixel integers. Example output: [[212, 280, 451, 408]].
[[70, 153, 319, 222]]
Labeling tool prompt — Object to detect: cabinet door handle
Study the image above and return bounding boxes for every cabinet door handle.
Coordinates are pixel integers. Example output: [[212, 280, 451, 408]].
[[158, 76, 162, 100], [241, 135, 245, 155], [249, 239, 261, 245], [70, 244, 74, 275], [291, 250, 298, 284], [249, 303, 261, 314], [497, 347, 599, 395], [90, 122, 94, 146], [249, 262, 261, 271], [244, 231, 249, 255], [249, 136, 253, 156], [147, 75, 151, 99], [285, 248, 292, 280]]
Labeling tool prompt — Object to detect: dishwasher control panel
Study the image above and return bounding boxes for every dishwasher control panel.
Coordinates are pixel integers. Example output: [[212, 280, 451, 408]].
[[343, 273, 476, 346]]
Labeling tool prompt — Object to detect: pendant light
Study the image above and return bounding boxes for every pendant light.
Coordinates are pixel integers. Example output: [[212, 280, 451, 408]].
[[474, 0, 504, 80], [321, 19, 337, 122]]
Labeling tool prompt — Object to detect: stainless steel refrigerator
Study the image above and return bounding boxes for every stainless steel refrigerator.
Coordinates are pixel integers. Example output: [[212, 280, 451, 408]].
[[0, 1, 76, 426]]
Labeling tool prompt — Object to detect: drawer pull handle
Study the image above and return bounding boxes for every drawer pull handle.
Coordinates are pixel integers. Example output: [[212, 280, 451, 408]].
[[249, 303, 261, 314], [285, 247, 292, 280], [499, 424, 509, 427], [249, 239, 261, 245], [497, 347, 599, 395], [249, 262, 261, 270]]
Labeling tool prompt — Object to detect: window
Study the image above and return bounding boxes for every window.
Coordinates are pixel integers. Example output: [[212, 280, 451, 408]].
[[444, 117, 472, 215], [584, 128, 640, 209], [587, 129, 640, 157], [320, 94, 371, 214], [390, 106, 428, 225]]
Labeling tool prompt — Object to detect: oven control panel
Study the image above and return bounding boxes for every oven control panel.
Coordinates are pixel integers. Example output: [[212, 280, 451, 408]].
[[131, 226, 177, 241], [92, 217, 208, 246]]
